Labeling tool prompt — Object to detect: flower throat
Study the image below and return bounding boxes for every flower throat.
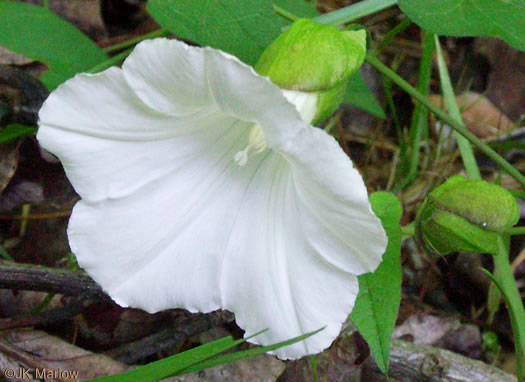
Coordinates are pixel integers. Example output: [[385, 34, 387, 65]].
[[234, 124, 266, 166]]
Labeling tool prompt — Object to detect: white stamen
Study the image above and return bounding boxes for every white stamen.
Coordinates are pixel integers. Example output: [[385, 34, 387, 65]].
[[234, 149, 249, 166], [234, 124, 267, 166]]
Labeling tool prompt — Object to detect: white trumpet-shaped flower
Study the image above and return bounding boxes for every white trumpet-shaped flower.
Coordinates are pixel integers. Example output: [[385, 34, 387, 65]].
[[37, 38, 387, 359]]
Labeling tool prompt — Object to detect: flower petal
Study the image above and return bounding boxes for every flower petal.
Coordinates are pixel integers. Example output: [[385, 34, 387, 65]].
[[121, 38, 211, 115], [67, 131, 265, 313], [122, 38, 305, 148], [37, 68, 236, 203], [283, 127, 387, 274], [220, 129, 386, 359]]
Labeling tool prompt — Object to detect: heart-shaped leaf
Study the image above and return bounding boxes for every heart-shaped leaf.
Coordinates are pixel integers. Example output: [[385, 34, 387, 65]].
[[398, 0, 525, 51]]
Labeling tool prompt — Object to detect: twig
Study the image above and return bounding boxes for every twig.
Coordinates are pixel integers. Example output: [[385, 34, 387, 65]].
[[365, 339, 517, 381], [0, 261, 109, 301], [106, 310, 235, 364], [0, 295, 97, 330]]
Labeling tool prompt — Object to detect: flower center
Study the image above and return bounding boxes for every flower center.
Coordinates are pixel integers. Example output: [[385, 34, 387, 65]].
[[234, 124, 267, 166]]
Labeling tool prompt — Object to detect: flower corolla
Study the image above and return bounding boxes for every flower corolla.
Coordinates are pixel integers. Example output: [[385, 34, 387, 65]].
[[37, 32, 387, 359]]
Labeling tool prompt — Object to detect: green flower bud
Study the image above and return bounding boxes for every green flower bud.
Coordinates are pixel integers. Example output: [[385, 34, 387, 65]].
[[254, 19, 366, 124], [415, 176, 520, 256]]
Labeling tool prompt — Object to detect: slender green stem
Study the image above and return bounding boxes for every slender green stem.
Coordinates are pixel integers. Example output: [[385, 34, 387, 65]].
[[434, 36, 481, 180], [103, 28, 169, 53], [272, 3, 300, 21], [87, 48, 133, 74], [313, 0, 398, 25], [492, 235, 525, 379], [366, 54, 525, 187], [403, 31, 434, 189], [373, 18, 411, 55], [383, 54, 405, 160], [42, 0, 49, 9]]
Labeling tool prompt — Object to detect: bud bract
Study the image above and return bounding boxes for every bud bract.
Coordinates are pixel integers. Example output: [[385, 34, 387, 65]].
[[255, 19, 366, 124], [416, 176, 519, 256]]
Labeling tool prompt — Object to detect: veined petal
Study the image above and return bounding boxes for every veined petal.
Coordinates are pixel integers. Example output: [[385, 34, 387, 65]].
[[283, 127, 387, 274], [221, 129, 386, 359], [37, 68, 236, 203], [121, 39, 211, 115], [67, 125, 264, 313], [123, 38, 306, 148]]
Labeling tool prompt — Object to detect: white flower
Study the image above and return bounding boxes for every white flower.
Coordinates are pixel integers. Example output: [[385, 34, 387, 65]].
[[37, 38, 387, 359]]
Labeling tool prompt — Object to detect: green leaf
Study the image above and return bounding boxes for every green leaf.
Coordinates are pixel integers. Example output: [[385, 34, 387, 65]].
[[0, 124, 36, 143], [0, 1, 107, 89], [175, 327, 323, 375], [350, 192, 402, 373], [146, 0, 282, 65], [90, 336, 243, 382], [90, 328, 321, 381], [344, 71, 385, 118], [398, 0, 525, 51]]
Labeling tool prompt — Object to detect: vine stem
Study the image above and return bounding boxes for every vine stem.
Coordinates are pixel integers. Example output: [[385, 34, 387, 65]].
[[87, 48, 133, 74], [313, 0, 398, 25], [272, 4, 300, 21], [404, 31, 434, 189], [434, 35, 481, 180], [365, 54, 525, 187], [103, 28, 169, 53], [491, 236, 525, 380]]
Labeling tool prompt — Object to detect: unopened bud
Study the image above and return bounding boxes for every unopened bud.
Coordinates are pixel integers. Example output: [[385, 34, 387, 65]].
[[416, 176, 519, 255], [255, 19, 366, 124]]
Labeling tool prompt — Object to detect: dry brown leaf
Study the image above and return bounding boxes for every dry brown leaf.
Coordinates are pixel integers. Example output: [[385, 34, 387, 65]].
[[393, 314, 460, 345], [279, 325, 367, 382], [167, 354, 285, 382], [477, 38, 525, 121], [0, 46, 33, 66], [0, 143, 19, 194], [3, 329, 129, 380], [429, 92, 516, 138]]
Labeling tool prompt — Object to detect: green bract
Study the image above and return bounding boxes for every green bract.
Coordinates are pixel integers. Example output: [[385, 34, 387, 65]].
[[416, 176, 520, 256], [255, 18, 366, 123]]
